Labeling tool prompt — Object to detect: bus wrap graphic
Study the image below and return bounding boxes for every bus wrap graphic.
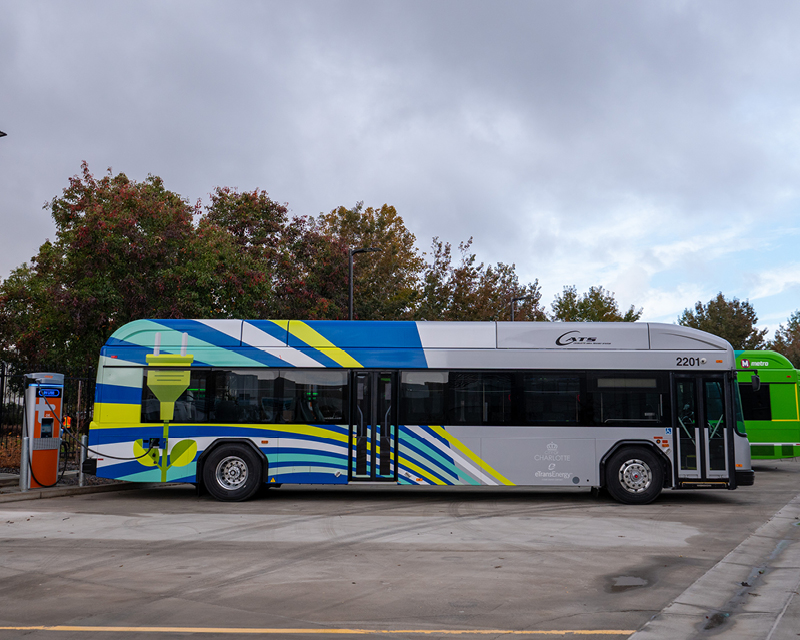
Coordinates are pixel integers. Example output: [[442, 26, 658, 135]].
[[84, 319, 752, 504]]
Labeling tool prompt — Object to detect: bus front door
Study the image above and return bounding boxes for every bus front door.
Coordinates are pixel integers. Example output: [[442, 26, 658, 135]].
[[673, 375, 730, 485], [350, 371, 398, 482]]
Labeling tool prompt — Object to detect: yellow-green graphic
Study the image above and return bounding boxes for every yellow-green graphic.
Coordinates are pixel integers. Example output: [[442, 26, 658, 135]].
[[144, 332, 198, 481]]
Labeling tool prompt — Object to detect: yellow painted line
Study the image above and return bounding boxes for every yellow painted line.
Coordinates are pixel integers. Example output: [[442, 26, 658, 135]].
[[429, 425, 515, 486], [0, 626, 635, 635], [278, 320, 363, 369]]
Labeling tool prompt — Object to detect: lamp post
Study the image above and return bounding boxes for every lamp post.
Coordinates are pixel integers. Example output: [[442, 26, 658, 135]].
[[510, 295, 533, 321], [349, 247, 381, 320]]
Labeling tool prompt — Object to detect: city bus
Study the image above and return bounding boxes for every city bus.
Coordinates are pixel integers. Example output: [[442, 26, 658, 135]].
[[83, 319, 754, 505], [735, 350, 800, 460]]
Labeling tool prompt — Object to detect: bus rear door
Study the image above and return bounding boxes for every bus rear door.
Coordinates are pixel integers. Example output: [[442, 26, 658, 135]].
[[350, 371, 398, 482]]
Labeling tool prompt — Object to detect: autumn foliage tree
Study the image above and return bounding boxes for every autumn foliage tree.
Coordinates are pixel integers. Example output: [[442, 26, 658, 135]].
[[678, 292, 767, 349], [415, 237, 545, 321], [769, 310, 800, 367], [198, 187, 349, 319], [317, 203, 424, 320], [0, 162, 207, 370], [1, 162, 662, 375], [550, 285, 642, 322]]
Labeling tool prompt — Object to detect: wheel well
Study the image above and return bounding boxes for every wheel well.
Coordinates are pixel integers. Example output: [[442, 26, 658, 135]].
[[599, 441, 672, 489], [196, 439, 269, 492]]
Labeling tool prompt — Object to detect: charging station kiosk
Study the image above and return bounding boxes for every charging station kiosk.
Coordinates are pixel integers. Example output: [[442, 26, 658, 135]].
[[21, 372, 64, 490]]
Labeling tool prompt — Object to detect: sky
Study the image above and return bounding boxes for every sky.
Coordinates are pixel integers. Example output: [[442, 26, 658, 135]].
[[2, 1, 800, 333]]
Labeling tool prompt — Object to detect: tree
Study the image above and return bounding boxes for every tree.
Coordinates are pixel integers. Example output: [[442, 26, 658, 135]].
[[196, 188, 279, 319], [769, 311, 800, 367], [550, 285, 642, 322], [271, 215, 350, 319], [678, 292, 767, 349], [201, 187, 350, 320], [0, 163, 209, 371], [415, 237, 546, 321], [317, 203, 424, 320]]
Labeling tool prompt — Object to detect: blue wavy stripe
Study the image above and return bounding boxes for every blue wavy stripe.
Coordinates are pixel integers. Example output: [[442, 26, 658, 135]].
[[287, 348, 347, 369], [223, 345, 308, 368], [272, 471, 348, 484], [242, 320, 288, 344], [399, 427, 457, 469], [101, 343, 215, 367], [96, 458, 197, 480], [289, 347, 428, 369], [293, 321, 424, 349], [109, 464, 197, 484], [89, 424, 350, 448], [277, 449, 348, 467], [107, 319, 241, 347], [408, 424, 452, 448], [96, 383, 142, 405], [399, 437, 469, 485], [279, 430, 349, 445], [168, 473, 196, 483], [397, 448, 459, 485]]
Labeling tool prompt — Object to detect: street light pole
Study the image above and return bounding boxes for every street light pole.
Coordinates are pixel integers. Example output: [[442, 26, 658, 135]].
[[349, 247, 381, 320], [510, 295, 533, 321]]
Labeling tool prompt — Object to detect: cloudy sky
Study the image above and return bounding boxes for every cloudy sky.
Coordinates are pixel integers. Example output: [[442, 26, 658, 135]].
[[2, 1, 799, 331]]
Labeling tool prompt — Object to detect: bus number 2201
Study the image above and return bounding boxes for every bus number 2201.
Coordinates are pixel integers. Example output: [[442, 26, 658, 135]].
[[677, 357, 701, 367]]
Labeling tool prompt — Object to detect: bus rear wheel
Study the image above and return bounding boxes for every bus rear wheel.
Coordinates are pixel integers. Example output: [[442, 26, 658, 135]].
[[203, 444, 263, 502], [605, 446, 663, 505]]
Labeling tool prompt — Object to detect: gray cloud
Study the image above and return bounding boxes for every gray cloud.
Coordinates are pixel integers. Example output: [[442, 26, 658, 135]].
[[2, 0, 800, 323]]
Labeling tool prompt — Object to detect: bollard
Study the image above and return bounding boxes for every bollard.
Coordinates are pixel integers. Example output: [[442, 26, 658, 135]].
[[79, 435, 87, 487], [19, 436, 30, 492]]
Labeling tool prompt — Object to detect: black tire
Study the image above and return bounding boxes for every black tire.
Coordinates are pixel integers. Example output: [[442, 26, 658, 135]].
[[605, 446, 663, 505], [202, 443, 263, 502]]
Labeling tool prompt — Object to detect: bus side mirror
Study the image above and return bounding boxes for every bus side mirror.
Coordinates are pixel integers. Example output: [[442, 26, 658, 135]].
[[751, 373, 761, 392]]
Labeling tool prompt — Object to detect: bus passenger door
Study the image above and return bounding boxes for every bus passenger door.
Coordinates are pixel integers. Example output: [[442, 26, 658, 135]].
[[350, 371, 398, 482], [673, 375, 730, 483]]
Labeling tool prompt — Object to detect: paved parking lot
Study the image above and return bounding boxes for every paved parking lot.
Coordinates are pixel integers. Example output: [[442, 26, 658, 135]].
[[1, 460, 800, 639]]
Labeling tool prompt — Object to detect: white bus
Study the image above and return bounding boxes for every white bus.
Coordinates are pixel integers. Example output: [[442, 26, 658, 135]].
[[83, 320, 754, 504]]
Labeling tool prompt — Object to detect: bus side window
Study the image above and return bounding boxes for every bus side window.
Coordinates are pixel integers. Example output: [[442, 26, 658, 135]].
[[522, 374, 581, 425], [739, 382, 772, 421], [400, 371, 447, 425], [280, 370, 348, 424], [446, 372, 512, 426], [592, 375, 666, 425]]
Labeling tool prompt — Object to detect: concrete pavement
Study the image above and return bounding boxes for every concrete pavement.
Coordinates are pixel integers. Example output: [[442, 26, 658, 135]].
[[1, 461, 800, 638]]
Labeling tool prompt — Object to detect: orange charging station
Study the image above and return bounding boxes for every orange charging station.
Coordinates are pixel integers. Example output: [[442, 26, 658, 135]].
[[22, 372, 64, 489]]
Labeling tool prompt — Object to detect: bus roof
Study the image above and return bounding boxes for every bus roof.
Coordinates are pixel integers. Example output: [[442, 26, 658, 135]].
[[107, 319, 731, 351], [735, 349, 795, 371]]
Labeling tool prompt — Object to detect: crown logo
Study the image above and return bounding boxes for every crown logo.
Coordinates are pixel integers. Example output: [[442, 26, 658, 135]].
[[547, 442, 558, 452]]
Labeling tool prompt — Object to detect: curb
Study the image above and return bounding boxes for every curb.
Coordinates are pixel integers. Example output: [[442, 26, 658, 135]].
[[0, 470, 79, 488], [629, 493, 800, 638], [0, 482, 161, 503]]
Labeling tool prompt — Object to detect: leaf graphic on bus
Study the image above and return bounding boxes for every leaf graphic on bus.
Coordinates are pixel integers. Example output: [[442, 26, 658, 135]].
[[133, 439, 159, 467], [169, 439, 197, 468]]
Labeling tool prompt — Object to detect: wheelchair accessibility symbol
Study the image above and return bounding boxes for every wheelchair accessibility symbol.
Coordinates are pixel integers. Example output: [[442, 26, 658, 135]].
[[665, 428, 672, 435]]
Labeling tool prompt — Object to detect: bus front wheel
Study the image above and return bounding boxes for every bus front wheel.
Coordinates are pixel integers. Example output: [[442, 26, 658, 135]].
[[203, 444, 263, 502], [605, 447, 663, 505]]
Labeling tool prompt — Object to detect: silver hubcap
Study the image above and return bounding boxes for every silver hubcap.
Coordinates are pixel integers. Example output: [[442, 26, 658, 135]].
[[618, 458, 652, 493], [215, 456, 248, 491]]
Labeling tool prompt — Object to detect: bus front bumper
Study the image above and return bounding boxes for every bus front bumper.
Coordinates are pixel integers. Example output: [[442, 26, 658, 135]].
[[735, 470, 755, 486]]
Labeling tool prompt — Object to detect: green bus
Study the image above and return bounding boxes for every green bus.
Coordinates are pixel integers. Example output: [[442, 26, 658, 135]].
[[736, 350, 800, 459]]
